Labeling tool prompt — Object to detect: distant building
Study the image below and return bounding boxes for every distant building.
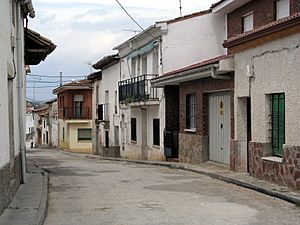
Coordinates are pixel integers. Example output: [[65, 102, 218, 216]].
[[53, 80, 93, 153], [26, 107, 35, 149]]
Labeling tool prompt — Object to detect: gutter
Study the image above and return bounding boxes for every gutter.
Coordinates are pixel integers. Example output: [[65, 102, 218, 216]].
[[152, 64, 231, 87]]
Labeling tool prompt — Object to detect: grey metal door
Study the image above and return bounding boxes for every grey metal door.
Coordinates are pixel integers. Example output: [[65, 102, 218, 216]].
[[208, 92, 231, 165]]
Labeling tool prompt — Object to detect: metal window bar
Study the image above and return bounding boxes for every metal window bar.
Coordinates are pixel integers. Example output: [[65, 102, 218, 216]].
[[118, 74, 158, 103]]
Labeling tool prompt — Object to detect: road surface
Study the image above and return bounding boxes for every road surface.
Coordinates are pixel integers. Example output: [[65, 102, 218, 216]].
[[28, 149, 300, 225]]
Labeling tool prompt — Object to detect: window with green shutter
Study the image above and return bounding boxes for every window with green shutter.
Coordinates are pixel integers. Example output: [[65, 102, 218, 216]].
[[271, 93, 285, 157]]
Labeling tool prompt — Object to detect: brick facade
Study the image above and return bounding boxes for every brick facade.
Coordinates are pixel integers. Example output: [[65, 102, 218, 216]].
[[179, 77, 234, 138], [249, 143, 300, 189], [178, 77, 234, 164], [227, 0, 300, 39], [58, 90, 92, 119]]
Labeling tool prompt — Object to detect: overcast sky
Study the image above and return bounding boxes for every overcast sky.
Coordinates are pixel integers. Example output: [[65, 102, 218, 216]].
[[26, 0, 218, 102]]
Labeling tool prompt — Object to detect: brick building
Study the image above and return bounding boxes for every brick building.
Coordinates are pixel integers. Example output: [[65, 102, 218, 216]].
[[212, 0, 300, 188], [53, 80, 93, 153]]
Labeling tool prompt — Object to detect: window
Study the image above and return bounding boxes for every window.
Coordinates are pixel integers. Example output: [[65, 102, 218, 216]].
[[186, 94, 196, 130], [78, 128, 92, 141], [276, 0, 290, 20], [153, 119, 160, 146], [142, 56, 147, 74], [271, 93, 285, 157], [62, 127, 65, 141], [243, 13, 253, 32], [131, 59, 136, 77], [98, 104, 104, 120], [115, 91, 118, 114], [74, 95, 83, 118], [131, 118, 137, 142], [105, 130, 109, 148]]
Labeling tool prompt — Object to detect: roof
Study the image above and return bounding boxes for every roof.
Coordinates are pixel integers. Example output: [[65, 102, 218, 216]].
[[156, 55, 232, 79], [87, 71, 102, 81], [25, 28, 56, 65], [52, 79, 93, 94], [211, 0, 226, 8], [166, 9, 211, 24], [92, 54, 119, 70], [45, 98, 57, 104], [224, 12, 300, 49]]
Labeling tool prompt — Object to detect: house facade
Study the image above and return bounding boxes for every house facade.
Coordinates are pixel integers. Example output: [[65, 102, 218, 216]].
[[111, 11, 227, 161], [88, 56, 121, 157], [0, 0, 55, 214], [26, 106, 35, 149], [213, 0, 300, 188], [53, 80, 93, 153], [152, 10, 235, 165]]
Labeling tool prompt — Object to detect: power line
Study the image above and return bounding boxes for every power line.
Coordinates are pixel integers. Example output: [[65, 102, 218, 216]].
[[27, 74, 87, 78], [26, 85, 59, 88], [115, 0, 146, 33]]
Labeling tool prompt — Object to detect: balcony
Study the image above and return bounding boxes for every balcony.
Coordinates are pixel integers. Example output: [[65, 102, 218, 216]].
[[118, 74, 158, 104], [60, 107, 90, 120]]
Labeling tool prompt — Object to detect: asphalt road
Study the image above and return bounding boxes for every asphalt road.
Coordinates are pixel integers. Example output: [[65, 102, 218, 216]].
[[28, 149, 300, 225]]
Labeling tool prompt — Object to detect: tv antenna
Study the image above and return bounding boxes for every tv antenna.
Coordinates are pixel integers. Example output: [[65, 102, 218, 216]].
[[179, 0, 182, 17]]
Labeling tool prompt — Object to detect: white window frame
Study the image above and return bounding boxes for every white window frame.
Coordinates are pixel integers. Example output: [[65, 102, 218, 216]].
[[243, 12, 254, 32], [276, 0, 290, 20]]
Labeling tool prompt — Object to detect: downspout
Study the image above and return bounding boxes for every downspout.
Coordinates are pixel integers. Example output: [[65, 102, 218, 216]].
[[211, 66, 231, 80], [16, 2, 26, 184]]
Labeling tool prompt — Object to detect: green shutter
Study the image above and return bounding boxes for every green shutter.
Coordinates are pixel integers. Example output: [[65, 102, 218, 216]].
[[272, 93, 285, 157]]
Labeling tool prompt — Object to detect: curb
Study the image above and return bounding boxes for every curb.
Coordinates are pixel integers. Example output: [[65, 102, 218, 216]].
[[30, 163, 49, 225], [90, 156, 300, 206]]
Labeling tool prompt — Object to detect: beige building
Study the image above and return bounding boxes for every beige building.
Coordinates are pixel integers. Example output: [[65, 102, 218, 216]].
[[53, 80, 93, 154]]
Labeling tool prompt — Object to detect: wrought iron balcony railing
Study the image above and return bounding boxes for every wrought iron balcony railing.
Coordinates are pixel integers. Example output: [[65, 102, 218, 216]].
[[118, 74, 158, 104], [60, 107, 91, 120]]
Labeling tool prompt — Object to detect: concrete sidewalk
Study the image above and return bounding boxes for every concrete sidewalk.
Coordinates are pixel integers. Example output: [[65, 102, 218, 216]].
[[85, 154, 300, 206], [0, 161, 48, 225]]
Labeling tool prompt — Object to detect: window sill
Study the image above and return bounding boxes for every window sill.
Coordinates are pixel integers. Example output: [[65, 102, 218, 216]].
[[152, 145, 160, 149], [131, 140, 137, 144], [261, 156, 282, 164], [184, 128, 196, 133]]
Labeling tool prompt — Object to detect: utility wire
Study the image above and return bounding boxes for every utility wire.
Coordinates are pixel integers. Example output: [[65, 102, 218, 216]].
[[26, 86, 59, 88], [27, 74, 86, 78], [115, 0, 145, 32]]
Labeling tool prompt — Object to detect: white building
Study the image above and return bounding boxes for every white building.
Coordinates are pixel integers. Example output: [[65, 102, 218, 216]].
[[0, 0, 55, 213], [90, 10, 226, 161], [26, 107, 35, 149]]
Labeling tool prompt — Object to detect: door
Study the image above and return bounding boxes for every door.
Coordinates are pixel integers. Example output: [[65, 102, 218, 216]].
[[209, 92, 231, 165]]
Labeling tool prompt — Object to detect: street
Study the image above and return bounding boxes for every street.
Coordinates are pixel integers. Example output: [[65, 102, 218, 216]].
[[28, 149, 300, 225]]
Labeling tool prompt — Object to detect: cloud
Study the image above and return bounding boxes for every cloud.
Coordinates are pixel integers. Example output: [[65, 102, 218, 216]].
[[27, 0, 218, 101]]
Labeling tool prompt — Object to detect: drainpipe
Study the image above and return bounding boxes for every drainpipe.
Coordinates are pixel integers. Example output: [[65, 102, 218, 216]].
[[16, 2, 26, 184], [211, 66, 231, 80]]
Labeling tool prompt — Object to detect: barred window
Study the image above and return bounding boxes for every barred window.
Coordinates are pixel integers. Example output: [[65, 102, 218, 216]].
[[186, 94, 196, 129]]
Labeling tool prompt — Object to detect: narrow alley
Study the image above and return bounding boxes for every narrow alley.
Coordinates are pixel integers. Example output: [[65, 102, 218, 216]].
[[28, 149, 300, 225]]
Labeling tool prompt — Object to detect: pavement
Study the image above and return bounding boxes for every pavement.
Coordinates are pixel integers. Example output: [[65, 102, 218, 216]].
[[0, 148, 299, 225], [0, 160, 48, 225]]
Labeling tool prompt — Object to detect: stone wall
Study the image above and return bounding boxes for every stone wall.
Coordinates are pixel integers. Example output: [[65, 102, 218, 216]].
[[179, 133, 208, 164], [0, 156, 21, 214], [249, 142, 300, 189]]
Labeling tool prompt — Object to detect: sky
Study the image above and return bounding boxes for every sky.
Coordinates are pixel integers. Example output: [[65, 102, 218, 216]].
[[26, 0, 218, 102]]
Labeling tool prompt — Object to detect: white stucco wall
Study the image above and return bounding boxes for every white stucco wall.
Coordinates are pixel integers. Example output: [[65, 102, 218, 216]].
[[234, 32, 300, 146], [26, 112, 34, 134], [99, 63, 121, 148], [162, 13, 226, 74], [0, 0, 24, 166]]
